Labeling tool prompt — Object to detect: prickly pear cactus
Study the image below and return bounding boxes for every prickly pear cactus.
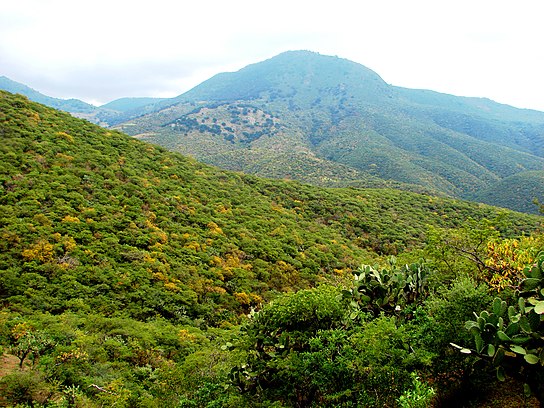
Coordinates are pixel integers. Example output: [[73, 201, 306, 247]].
[[343, 258, 430, 317], [454, 252, 544, 398]]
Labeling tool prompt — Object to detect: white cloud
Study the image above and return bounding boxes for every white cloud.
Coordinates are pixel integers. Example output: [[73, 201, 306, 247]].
[[1, 0, 544, 110]]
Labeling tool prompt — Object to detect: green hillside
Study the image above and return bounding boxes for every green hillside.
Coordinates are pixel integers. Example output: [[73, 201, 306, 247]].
[[4, 54, 543, 214], [3, 90, 538, 321], [471, 170, 544, 214], [117, 51, 544, 213], [1, 91, 544, 407]]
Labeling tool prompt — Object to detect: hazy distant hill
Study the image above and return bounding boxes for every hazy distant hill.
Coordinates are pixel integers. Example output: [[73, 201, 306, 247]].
[[0, 76, 167, 126], [0, 75, 97, 114], [100, 97, 166, 112], [116, 51, 544, 213]]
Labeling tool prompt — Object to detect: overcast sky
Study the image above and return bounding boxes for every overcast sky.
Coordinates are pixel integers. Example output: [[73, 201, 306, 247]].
[[2, 0, 543, 110]]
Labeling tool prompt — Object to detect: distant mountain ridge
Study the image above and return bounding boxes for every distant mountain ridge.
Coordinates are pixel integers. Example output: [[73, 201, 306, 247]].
[[0, 76, 166, 125], [0, 75, 97, 114], [175, 50, 391, 104], [100, 97, 166, 112], [115, 51, 544, 213]]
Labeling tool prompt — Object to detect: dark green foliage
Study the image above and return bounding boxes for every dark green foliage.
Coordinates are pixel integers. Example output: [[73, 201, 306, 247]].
[[231, 286, 433, 407], [418, 278, 493, 404], [0, 369, 54, 407], [228, 271, 500, 407], [426, 277, 493, 348], [230, 286, 347, 403]]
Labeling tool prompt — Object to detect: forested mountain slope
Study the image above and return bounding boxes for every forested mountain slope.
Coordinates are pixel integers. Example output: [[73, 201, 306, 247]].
[[470, 170, 544, 214], [0, 90, 539, 322], [4, 52, 543, 213]]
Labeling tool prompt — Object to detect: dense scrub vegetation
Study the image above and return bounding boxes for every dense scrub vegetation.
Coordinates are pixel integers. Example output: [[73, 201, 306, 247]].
[[1, 91, 543, 407]]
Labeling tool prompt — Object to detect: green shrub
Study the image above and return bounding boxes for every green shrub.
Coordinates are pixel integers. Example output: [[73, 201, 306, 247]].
[[0, 370, 54, 407], [420, 276, 493, 404], [397, 373, 436, 408], [426, 276, 492, 347]]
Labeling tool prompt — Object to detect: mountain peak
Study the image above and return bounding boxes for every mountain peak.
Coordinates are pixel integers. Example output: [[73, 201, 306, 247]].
[[176, 50, 388, 103]]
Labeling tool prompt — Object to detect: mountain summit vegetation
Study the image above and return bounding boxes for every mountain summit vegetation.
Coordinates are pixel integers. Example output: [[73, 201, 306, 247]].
[[113, 51, 544, 213], [1, 90, 544, 407]]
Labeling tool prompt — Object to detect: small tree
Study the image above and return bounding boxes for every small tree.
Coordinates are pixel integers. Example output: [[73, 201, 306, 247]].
[[9, 324, 55, 368], [229, 285, 347, 404]]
